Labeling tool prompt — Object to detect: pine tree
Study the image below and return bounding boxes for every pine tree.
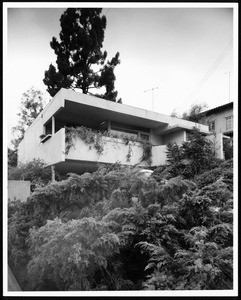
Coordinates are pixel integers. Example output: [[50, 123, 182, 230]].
[[43, 8, 121, 102]]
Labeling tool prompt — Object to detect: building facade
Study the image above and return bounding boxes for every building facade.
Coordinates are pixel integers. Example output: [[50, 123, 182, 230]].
[[18, 88, 209, 176], [197, 102, 233, 159], [198, 102, 233, 137]]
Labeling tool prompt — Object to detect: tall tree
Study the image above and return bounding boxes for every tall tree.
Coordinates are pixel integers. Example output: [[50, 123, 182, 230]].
[[43, 8, 121, 102], [11, 87, 46, 151], [182, 103, 208, 122], [170, 103, 208, 122]]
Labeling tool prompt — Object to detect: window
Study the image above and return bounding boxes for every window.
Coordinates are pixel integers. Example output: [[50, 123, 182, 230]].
[[209, 121, 215, 131], [110, 129, 138, 139], [226, 116, 233, 131]]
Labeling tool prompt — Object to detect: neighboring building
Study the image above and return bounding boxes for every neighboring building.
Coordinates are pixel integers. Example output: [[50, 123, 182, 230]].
[[198, 102, 233, 137], [197, 102, 233, 159], [8, 180, 31, 202], [18, 88, 209, 176]]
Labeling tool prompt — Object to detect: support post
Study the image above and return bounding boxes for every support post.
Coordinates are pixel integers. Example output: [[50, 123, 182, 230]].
[[51, 165, 56, 182], [52, 116, 55, 135], [107, 120, 111, 133]]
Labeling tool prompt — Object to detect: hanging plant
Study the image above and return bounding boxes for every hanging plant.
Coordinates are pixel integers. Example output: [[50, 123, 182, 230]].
[[140, 140, 153, 165], [65, 126, 153, 165], [126, 144, 133, 162], [65, 126, 104, 155]]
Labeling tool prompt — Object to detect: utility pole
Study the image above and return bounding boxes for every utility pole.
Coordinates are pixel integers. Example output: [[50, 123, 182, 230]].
[[225, 72, 231, 102], [144, 87, 158, 111]]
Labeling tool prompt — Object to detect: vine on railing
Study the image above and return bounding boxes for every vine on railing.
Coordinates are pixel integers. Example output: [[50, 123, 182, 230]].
[[65, 126, 152, 165]]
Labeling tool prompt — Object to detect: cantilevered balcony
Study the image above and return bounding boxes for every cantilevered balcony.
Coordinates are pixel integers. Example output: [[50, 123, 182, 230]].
[[34, 127, 167, 174]]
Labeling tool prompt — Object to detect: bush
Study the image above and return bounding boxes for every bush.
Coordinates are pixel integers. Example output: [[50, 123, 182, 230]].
[[194, 159, 233, 191], [164, 129, 221, 179], [8, 159, 53, 187], [8, 159, 233, 291], [8, 148, 17, 167], [223, 139, 233, 160], [27, 218, 120, 290]]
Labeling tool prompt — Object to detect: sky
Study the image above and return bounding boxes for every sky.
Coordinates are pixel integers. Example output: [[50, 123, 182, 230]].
[[4, 3, 237, 146]]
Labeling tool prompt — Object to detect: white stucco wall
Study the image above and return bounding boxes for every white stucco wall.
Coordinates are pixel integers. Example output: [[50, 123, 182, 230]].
[[8, 180, 31, 202], [152, 145, 167, 166], [18, 128, 65, 165], [162, 130, 186, 145], [66, 134, 168, 167], [66, 135, 149, 167], [200, 108, 233, 134], [206, 133, 224, 159]]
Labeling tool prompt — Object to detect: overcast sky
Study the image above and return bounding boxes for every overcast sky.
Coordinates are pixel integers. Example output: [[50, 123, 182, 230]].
[[5, 3, 237, 144]]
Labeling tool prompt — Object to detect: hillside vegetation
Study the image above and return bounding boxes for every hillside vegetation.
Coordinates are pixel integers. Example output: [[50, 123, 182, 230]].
[[8, 131, 233, 291]]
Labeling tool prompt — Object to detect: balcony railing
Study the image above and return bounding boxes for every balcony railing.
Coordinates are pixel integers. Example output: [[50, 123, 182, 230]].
[[28, 126, 168, 168], [64, 126, 167, 167]]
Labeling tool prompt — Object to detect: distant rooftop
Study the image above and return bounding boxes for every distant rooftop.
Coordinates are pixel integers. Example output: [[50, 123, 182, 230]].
[[201, 102, 233, 116]]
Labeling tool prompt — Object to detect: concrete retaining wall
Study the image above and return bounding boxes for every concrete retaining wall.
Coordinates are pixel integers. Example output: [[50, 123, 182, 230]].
[[8, 180, 31, 202]]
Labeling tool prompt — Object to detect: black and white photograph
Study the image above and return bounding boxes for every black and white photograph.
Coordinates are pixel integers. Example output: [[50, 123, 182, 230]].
[[3, 1, 238, 297]]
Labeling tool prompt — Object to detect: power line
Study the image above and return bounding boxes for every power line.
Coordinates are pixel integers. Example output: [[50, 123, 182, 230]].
[[225, 71, 231, 102], [181, 39, 233, 107], [191, 41, 232, 95], [186, 40, 232, 102]]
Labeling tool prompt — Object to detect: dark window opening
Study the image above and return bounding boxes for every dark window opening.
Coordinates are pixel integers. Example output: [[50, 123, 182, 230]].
[[209, 121, 215, 131]]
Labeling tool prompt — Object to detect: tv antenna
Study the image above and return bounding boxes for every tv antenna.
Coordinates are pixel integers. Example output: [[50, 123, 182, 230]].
[[144, 86, 158, 111]]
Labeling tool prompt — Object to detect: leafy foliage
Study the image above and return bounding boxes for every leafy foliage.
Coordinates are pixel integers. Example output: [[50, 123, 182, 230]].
[[65, 126, 152, 164], [223, 138, 233, 160], [8, 147, 17, 167], [8, 159, 53, 187], [182, 103, 208, 123], [194, 159, 233, 191], [27, 218, 120, 290], [11, 87, 46, 151], [43, 8, 121, 102], [170, 103, 208, 122], [164, 129, 220, 179], [8, 156, 233, 290]]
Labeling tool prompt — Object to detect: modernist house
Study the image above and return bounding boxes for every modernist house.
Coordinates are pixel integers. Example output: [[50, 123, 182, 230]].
[[18, 88, 209, 176], [197, 102, 233, 159]]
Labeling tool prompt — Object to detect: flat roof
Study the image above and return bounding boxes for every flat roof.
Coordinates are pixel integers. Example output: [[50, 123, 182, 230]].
[[26, 88, 209, 134]]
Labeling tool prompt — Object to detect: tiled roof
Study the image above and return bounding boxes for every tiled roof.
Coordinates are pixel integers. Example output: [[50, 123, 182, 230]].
[[201, 102, 233, 116]]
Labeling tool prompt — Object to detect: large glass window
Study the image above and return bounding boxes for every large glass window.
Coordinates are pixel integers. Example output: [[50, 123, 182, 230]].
[[110, 122, 150, 141]]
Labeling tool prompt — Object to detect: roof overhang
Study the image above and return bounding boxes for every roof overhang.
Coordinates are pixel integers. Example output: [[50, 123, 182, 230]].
[[153, 124, 210, 135], [26, 88, 209, 134], [55, 98, 168, 129]]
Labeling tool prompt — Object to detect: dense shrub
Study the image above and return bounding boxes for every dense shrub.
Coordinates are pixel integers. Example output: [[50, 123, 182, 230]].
[[27, 218, 120, 290], [8, 148, 18, 167], [223, 139, 233, 160], [8, 159, 53, 187], [194, 159, 233, 191], [164, 129, 222, 179], [8, 156, 233, 291]]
